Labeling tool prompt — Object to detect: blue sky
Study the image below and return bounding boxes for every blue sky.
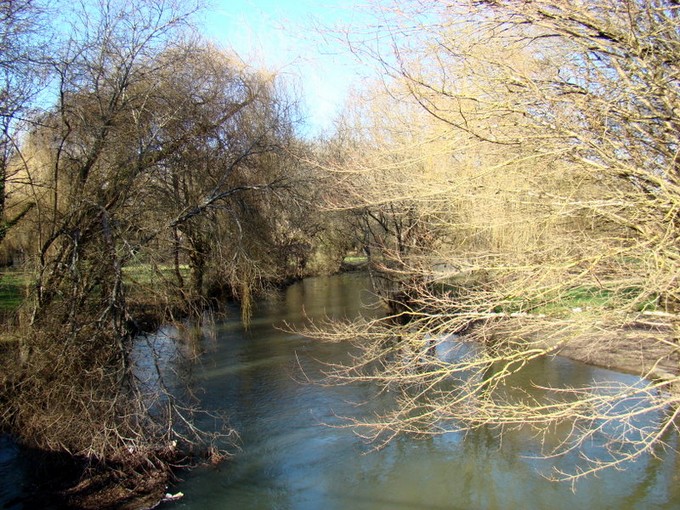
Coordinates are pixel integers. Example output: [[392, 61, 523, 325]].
[[201, 0, 369, 137]]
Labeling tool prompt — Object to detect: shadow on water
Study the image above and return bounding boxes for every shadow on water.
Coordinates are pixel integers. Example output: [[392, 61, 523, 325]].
[[0, 434, 85, 510]]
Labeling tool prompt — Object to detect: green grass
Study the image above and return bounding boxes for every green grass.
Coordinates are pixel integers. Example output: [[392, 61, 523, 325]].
[[122, 264, 190, 285], [497, 286, 658, 316], [342, 255, 369, 266], [529, 287, 614, 315], [343, 255, 368, 263], [0, 264, 191, 313], [0, 271, 29, 313]]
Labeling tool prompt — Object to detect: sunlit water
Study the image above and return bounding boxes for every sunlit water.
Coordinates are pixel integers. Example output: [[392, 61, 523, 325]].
[[159, 274, 679, 510], [1, 273, 679, 509]]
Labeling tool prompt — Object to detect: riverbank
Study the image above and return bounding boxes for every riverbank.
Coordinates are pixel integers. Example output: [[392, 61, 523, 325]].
[[552, 313, 678, 384], [0, 295, 200, 510], [1, 268, 677, 509], [0, 443, 171, 510]]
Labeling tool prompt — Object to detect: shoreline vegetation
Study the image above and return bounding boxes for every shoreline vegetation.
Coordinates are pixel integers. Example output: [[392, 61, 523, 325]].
[[2, 259, 674, 376], [0, 268, 174, 509], [1, 257, 676, 377], [0, 259, 359, 509], [1, 259, 676, 509], [0, 255, 680, 510]]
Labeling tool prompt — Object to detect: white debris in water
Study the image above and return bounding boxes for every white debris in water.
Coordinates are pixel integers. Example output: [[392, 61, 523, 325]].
[[162, 492, 184, 502]]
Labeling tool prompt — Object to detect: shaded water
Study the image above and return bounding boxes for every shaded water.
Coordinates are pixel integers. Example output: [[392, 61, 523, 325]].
[[0, 435, 26, 509], [157, 274, 679, 510]]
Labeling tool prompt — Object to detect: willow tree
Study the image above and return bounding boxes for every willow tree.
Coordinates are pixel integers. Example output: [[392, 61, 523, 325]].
[[120, 43, 307, 319], [1, 0, 318, 496], [0, 1, 249, 505], [311, 0, 680, 480], [0, 0, 49, 246]]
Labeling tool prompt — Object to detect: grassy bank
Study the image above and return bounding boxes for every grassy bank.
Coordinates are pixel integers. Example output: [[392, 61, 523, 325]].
[[0, 270, 27, 315]]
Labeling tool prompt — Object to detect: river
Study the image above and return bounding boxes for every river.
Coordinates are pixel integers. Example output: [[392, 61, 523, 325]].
[[2, 273, 679, 509]]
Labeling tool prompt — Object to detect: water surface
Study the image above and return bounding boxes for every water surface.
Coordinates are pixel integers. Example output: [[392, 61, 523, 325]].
[[156, 274, 680, 510]]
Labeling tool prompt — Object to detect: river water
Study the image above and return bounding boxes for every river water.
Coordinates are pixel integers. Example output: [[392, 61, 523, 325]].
[[2, 273, 679, 509], [159, 273, 679, 510]]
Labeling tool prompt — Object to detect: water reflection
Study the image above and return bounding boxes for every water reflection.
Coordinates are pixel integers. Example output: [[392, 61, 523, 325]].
[[140, 274, 680, 509]]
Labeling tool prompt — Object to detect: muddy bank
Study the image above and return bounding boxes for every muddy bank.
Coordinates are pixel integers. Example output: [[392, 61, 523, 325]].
[[551, 315, 678, 384]]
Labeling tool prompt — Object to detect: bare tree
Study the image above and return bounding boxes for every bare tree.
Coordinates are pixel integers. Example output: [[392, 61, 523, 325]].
[[308, 0, 680, 481], [0, 1, 239, 505], [0, 0, 323, 501], [123, 43, 315, 320]]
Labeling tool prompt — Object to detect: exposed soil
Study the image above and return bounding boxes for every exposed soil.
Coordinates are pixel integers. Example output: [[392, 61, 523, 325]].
[[551, 315, 679, 383]]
